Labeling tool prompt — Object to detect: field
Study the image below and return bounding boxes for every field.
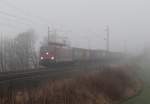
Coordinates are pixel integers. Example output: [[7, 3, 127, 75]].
[[122, 59, 150, 104], [0, 65, 141, 104]]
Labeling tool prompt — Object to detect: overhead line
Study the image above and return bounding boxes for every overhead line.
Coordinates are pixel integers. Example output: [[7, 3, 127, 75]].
[[0, 21, 28, 30], [0, 15, 33, 26], [0, 10, 39, 25], [0, 0, 49, 26]]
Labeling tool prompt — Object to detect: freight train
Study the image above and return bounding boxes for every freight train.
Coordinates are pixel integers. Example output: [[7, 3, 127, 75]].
[[39, 41, 123, 66]]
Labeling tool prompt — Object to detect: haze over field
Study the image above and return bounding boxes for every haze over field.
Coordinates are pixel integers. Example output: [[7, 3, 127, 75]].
[[0, 1, 150, 104], [0, 0, 150, 53]]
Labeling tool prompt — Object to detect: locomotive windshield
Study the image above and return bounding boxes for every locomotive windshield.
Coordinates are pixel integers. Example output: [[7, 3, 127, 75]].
[[40, 46, 48, 53]]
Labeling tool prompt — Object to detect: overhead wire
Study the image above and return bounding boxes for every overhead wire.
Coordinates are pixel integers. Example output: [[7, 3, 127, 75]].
[[0, 10, 40, 25], [0, 13, 33, 26], [0, 21, 28, 30], [0, 0, 49, 26]]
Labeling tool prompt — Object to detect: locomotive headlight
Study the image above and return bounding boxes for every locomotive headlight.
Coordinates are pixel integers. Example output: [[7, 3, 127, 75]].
[[40, 57, 44, 60], [46, 52, 49, 55], [51, 56, 55, 60]]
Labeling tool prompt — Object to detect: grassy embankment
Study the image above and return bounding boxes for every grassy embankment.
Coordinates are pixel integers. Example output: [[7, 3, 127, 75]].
[[122, 57, 150, 104], [0, 65, 140, 104]]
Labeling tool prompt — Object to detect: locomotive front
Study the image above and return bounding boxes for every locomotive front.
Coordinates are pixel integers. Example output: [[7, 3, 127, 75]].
[[39, 46, 55, 66]]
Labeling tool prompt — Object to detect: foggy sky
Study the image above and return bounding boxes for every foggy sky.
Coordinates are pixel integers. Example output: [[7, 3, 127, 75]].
[[0, 0, 150, 53]]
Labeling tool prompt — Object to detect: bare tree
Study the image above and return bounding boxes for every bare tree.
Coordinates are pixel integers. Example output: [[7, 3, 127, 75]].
[[0, 29, 39, 72], [14, 29, 38, 69]]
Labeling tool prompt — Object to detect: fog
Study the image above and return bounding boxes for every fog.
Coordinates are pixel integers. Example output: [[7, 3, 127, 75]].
[[0, 0, 150, 53]]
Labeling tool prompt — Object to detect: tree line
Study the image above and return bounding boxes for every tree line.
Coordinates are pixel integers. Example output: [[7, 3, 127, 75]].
[[0, 30, 39, 72]]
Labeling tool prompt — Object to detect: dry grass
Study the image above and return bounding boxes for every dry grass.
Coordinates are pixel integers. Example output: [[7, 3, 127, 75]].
[[0, 65, 139, 104]]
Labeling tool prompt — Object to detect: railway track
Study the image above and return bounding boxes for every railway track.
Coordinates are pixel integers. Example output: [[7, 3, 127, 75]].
[[0, 60, 123, 84], [0, 67, 73, 83], [0, 62, 102, 84]]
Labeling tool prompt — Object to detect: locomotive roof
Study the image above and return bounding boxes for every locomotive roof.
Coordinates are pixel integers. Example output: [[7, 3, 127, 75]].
[[48, 42, 68, 47]]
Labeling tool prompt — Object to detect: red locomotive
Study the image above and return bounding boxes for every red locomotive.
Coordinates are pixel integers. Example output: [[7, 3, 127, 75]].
[[39, 41, 73, 66]]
